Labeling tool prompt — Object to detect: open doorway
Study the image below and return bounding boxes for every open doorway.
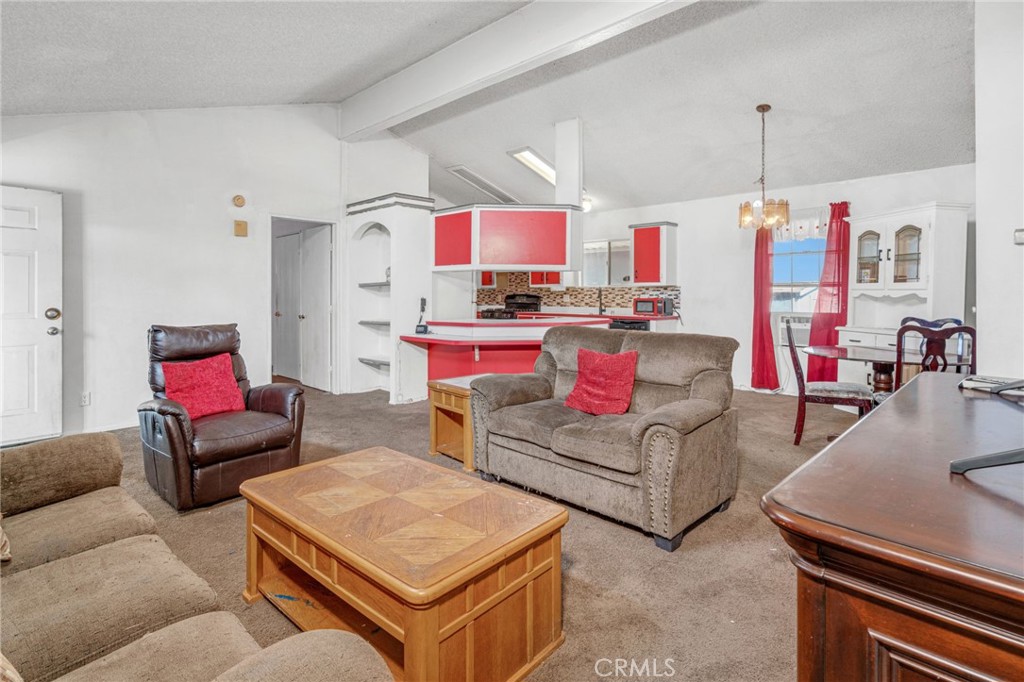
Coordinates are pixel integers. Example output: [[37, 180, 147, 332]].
[[271, 217, 333, 391]]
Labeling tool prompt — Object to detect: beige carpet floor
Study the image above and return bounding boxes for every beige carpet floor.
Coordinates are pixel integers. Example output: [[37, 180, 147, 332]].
[[112, 387, 855, 682]]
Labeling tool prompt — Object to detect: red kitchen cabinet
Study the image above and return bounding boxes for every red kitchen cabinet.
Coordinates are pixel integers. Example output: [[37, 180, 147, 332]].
[[529, 271, 562, 287], [434, 210, 473, 267], [629, 221, 677, 285], [433, 204, 581, 272]]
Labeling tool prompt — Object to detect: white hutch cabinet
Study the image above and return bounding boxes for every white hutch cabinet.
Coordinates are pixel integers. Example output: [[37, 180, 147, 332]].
[[847, 202, 970, 313], [837, 202, 971, 390]]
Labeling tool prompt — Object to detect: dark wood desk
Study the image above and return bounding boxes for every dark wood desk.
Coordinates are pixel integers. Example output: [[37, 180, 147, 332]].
[[804, 344, 971, 393], [761, 373, 1024, 681]]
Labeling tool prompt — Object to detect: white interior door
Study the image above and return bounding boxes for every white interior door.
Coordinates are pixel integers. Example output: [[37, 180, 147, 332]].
[[1, 186, 63, 446], [300, 225, 332, 391], [272, 233, 301, 380]]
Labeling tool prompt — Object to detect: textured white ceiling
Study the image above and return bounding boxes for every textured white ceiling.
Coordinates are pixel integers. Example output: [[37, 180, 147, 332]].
[[2, 1, 976, 212], [394, 1, 976, 210], [1, 1, 527, 115]]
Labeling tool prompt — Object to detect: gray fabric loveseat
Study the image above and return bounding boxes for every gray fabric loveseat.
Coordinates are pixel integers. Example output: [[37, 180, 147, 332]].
[[471, 326, 739, 551], [0, 433, 391, 682]]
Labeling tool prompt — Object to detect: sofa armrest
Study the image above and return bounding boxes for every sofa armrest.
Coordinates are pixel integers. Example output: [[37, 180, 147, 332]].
[[639, 408, 739, 543], [138, 398, 194, 443], [469, 374, 551, 475], [246, 383, 304, 421], [1, 433, 123, 516], [470, 373, 552, 411], [213, 630, 393, 682], [631, 399, 724, 445]]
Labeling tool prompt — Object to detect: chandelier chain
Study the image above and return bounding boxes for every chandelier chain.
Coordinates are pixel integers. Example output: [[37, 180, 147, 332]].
[[760, 109, 767, 208], [739, 102, 789, 230]]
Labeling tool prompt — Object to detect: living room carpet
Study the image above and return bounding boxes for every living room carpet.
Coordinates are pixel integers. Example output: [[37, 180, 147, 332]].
[[111, 388, 855, 682]]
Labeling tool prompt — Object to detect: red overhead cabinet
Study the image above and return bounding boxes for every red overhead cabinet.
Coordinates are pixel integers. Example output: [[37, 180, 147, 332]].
[[433, 204, 581, 271], [434, 210, 473, 267], [630, 221, 677, 285], [529, 271, 561, 286]]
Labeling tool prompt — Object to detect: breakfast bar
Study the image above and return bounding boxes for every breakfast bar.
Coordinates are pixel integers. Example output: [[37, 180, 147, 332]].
[[400, 316, 610, 380]]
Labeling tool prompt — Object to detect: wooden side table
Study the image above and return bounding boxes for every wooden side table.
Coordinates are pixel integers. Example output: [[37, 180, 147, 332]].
[[427, 374, 488, 472]]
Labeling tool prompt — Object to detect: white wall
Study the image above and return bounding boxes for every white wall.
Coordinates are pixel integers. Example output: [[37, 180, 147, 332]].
[[585, 164, 976, 390], [2, 105, 343, 432], [975, 2, 1024, 377], [343, 131, 430, 203]]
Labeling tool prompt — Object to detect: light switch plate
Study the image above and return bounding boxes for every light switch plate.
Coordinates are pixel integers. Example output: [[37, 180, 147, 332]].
[[234, 220, 248, 237]]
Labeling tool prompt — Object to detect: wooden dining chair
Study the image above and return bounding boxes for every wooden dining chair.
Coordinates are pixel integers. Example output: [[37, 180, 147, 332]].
[[900, 316, 965, 355], [894, 324, 977, 391], [787, 320, 874, 445]]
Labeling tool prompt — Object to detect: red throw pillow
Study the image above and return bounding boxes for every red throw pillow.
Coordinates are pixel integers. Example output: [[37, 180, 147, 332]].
[[162, 353, 245, 420], [564, 348, 639, 415]]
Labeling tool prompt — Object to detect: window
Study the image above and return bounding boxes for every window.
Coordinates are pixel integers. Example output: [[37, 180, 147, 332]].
[[772, 238, 827, 313], [582, 239, 631, 286]]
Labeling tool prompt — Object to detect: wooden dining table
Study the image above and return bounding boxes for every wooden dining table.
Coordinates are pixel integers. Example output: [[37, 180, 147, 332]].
[[803, 344, 972, 394]]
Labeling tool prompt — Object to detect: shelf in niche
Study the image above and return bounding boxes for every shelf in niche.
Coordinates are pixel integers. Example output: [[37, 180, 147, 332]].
[[358, 281, 391, 289], [358, 356, 391, 369], [358, 320, 391, 327]]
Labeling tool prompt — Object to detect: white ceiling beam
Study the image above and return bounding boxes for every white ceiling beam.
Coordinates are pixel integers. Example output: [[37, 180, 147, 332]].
[[337, 0, 693, 142]]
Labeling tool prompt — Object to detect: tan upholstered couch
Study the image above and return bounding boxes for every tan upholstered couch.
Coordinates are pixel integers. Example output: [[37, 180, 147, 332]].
[[0, 433, 391, 682], [471, 326, 740, 551]]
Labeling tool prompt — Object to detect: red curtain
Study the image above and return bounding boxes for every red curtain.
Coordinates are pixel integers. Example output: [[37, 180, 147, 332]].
[[751, 227, 780, 390], [807, 201, 851, 382]]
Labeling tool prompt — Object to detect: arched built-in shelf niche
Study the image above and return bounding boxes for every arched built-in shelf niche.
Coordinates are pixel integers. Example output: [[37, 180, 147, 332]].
[[352, 222, 392, 380]]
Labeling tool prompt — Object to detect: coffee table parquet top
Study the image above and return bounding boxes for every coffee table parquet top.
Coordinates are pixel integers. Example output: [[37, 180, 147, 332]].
[[240, 447, 567, 599]]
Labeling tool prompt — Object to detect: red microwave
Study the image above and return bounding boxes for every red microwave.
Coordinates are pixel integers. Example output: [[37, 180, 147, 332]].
[[633, 297, 674, 316]]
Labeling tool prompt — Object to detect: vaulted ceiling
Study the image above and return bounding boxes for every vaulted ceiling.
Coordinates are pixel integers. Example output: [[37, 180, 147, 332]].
[[1, 1, 976, 212]]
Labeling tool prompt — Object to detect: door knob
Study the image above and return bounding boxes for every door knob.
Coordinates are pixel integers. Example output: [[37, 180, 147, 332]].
[[274, 311, 282, 317], [298, 314, 306, 320], [45, 307, 62, 320], [47, 327, 60, 336]]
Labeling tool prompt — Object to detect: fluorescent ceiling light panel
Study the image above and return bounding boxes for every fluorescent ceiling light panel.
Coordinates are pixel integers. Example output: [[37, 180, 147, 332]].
[[446, 165, 521, 204], [508, 147, 556, 185]]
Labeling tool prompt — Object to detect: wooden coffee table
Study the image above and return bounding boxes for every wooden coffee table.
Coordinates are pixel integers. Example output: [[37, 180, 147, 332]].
[[240, 447, 568, 682]]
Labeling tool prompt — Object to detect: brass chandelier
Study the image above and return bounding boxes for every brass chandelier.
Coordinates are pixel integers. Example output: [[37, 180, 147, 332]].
[[739, 104, 789, 230]]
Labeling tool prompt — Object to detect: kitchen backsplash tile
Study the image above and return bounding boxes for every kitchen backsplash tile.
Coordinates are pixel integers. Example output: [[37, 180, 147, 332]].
[[476, 272, 680, 311]]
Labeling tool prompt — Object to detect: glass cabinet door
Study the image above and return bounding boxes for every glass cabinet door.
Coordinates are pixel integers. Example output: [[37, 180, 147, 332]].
[[856, 231, 881, 284], [892, 225, 922, 284]]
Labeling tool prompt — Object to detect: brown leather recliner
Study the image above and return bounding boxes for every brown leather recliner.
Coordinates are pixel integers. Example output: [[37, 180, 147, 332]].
[[137, 324, 304, 511]]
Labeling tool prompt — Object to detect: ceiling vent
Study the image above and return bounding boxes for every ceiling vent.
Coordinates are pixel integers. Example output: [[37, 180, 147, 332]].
[[446, 165, 521, 204]]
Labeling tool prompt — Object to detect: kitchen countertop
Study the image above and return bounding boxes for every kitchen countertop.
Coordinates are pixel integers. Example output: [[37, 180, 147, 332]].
[[399, 335, 544, 346], [403, 315, 611, 345], [430, 316, 613, 327], [514, 312, 677, 322]]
